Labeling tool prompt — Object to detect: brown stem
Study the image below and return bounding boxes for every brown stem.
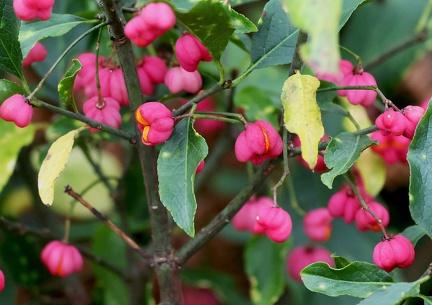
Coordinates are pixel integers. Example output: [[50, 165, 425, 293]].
[[99, 0, 183, 303], [64, 185, 152, 260]]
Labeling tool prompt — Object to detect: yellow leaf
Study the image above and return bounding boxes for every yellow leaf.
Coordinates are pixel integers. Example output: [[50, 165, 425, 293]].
[[38, 127, 87, 206], [281, 71, 324, 169], [284, 0, 342, 77]]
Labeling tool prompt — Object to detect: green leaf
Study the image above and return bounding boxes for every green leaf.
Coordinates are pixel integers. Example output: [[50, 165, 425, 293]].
[[91, 225, 130, 305], [332, 255, 351, 269], [0, 79, 25, 103], [174, 0, 235, 64], [408, 100, 432, 238], [340, 0, 366, 27], [245, 236, 290, 305], [250, 0, 298, 70], [357, 277, 429, 305], [234, 86, 280, 127], [19, 14, 90, 58], [321, 132, 375, 189], [225, 6, 257, 34], [301, 261, 394, 298], [285, 0, 341, 76], [281, 71, 324, 169], [0, 0, 23, 79], [402, 225, 426, 247], [58, 59, 81, 112], [0, 120, 35, 194], [38, 126, 87, 206], [158, 118, 208, 237]]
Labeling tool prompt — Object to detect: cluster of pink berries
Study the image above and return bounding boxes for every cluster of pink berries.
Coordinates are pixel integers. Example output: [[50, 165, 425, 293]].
[[41, 240, 83, 277], [13, 0, 54, 21], [371, 104, 425, 164], [234, 120, 283, 165], [124, 2, 176, 47], [232, 196, 292, 243], [317, 60, 377, 107]]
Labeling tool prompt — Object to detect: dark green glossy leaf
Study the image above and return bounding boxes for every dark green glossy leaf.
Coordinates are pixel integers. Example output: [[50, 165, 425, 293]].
[[301, 261, 394, 298], [0, 0, 23, 79], [234, 86, 280, 127], [357, 277, 428, 305], [158, 118, 208, 237], [58, 59, 81, 112], [174, 0, 235, 62], [322, 132, 375, 188], [408, 100, 432, 238], [250, 0, 298, 70], [0, 79, 24, 103], [245, 235, 290, 305], [19, 14, 91, 58]]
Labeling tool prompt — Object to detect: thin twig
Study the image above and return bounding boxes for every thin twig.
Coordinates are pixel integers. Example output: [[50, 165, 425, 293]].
[[64, 185, 152, 261], [172, 81, 232, 116], [343, 173, 389, 239], [30, 98, 136, 141]]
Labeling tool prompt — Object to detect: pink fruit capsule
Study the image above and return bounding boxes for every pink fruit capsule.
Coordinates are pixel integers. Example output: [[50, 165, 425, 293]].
[[41, 241, 83, 277]]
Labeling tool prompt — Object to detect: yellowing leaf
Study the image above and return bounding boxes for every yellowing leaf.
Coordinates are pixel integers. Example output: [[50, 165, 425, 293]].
[[281, 71, 323, 169], [38, 127, 87, 206], [285, 0, 342, 77]]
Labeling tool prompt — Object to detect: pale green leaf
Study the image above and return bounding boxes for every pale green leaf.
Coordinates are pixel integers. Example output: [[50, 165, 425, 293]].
[[408, 99, 432, 238], [19, 14, 91, 58], [285, 0, 342, 77], [245, 236, 290, 305], [58, 59, 81, 112], [158, 118, 208, 237], [321, 132, 375, 189], [0, 121, 35, 194], [0, 0, 23, 79], [358, 277, 429, 305], [38, 127, 87, 206], [281, 71, 323, 169], [301, 261, 394, 298]]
